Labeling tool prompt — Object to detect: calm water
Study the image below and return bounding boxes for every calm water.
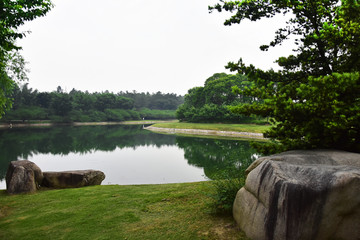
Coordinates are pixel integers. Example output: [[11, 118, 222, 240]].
[[0, 124, 259, 189]]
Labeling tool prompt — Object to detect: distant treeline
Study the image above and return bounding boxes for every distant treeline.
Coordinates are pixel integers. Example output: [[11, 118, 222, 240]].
[[2, 85, 184, 122]]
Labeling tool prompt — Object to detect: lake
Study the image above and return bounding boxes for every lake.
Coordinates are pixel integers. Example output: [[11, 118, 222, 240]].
[[0, 124, 259, 189]]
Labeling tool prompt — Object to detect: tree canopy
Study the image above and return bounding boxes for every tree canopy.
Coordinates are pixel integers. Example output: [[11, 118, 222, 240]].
[[2, 85, 183, 122], [176, 73, 260, 123], [0, 0, 53, 117], [210, 0, 360, 153]]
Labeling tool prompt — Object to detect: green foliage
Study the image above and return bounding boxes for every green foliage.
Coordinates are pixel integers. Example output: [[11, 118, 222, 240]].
[[119, 90, 184, 110], [139, 108, 176, 120], [50, 93, 72, 116], [3, 106, 48, 120], [261, 72, 360, 151], [49, 114, 71, 123], [2, 87, 181, 122], [177, 73, 259, 123], [0, 0, 53, 118], [175, 136, 258, 214], [210, 0, 360, 153], [0, 71, 14, 117], [86, 111, 107, 122], [177, 104, 233, 122], [210, 177, 245, 214], [94, 93, 133, 111], [68, 110, 92, 122], [104, 109, 140, 121]]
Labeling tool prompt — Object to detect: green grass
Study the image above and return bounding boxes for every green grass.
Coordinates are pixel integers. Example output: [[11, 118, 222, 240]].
[[0, 182, 250, 240], [152, 122, 270, 133], [122, 120, 177, 124]]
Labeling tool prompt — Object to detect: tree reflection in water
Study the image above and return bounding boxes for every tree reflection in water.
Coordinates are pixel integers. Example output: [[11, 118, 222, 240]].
[[0, 125, 259, 181], [176, 136, 258, 180]]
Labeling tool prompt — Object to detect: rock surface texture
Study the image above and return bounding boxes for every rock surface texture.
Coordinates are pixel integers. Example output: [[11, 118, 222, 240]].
[[6, 160, 44, 194], [42, 170, 105, 188], [233, 150, 360, 240], [5, 160, 105, 194]]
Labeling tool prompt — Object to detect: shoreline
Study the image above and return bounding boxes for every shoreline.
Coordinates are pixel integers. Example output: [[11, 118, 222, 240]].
[[0, 120, 173, 129], [144, 126, 265, 139], [0, 121, 266, 139]]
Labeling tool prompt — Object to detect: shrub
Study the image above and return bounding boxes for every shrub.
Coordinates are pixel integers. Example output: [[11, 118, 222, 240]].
[[139, 108, 176, 120], [88, 111, 107, 122], [210, 176, 245, 214], [69, 110, 92, 122]]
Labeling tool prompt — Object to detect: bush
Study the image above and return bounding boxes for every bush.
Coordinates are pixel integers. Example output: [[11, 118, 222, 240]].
[[208, 152, 257, 214], [128, 110, 140, 120], [104, 109, 141, 121], [69, 110, 92, 122], [104, 109, 125, 121], [177, 103, 258, 123], [49, 114, 72, 123], [3, 106, 49, 121], [139, 108, 176, 120], [88, 111, 107, 122], [210, 176, 245, 214]]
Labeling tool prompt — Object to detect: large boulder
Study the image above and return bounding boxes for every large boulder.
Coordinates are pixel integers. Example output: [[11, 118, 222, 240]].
[[6, 160, 44, 194], [42, 170, 105, 188], [233, 150, 360, 240]]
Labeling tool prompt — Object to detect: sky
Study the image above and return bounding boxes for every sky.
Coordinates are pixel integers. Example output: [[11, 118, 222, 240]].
[[18, 0, 294, 95]]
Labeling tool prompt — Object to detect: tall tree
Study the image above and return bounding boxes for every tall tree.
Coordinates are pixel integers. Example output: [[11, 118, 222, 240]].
[[0, 0, 53, 117], [210, 0, 360, 153], [177, 73, 255, 123], [50, 93, 72, 116]]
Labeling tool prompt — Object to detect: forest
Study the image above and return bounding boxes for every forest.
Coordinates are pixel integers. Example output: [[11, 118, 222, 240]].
[[2, 72, 263, 124], [1, 84, 184, 122]]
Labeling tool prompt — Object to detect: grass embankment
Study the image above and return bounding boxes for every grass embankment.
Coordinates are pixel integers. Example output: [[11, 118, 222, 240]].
[[121, 120, 178, 125], [151, 122, 270, 134], [0, 182, 250, 240]]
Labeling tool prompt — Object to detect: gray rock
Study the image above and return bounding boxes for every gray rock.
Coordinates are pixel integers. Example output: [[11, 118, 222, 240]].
[[233, 150, 360, 240], [42, 170, 105, 188], [6, 160, 44, 194]]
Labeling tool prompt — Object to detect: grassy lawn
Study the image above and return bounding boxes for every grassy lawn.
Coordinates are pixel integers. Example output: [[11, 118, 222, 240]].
[[122, 120, 178, 124], [0, 182, 250, 240], [151, 122, 270, 133]]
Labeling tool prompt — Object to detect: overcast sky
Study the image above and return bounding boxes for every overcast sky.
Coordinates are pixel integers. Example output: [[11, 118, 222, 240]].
[[18, 0, 294, 95]]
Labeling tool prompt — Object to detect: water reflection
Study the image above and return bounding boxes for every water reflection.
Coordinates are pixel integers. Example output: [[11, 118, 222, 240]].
[[0, 125, 258, 187], [176, 137, 258, 179]]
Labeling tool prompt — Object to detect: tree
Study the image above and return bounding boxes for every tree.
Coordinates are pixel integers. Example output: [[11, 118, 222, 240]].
[[181, 87, 205, 109], [0, 0, 53, 117], [115, 96, 134, 110], [176, 73, 256, 123], [19, 83, 38, 106], [50, 93, 72, 116], [95, 93, 116, 111], [71, 91, 95, 112], [210, 0, 360, 153], [36, 92, 52, 108]]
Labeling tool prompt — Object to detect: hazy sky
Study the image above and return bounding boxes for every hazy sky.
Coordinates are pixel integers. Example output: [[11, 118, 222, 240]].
[[18, 0, 293, 95]]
